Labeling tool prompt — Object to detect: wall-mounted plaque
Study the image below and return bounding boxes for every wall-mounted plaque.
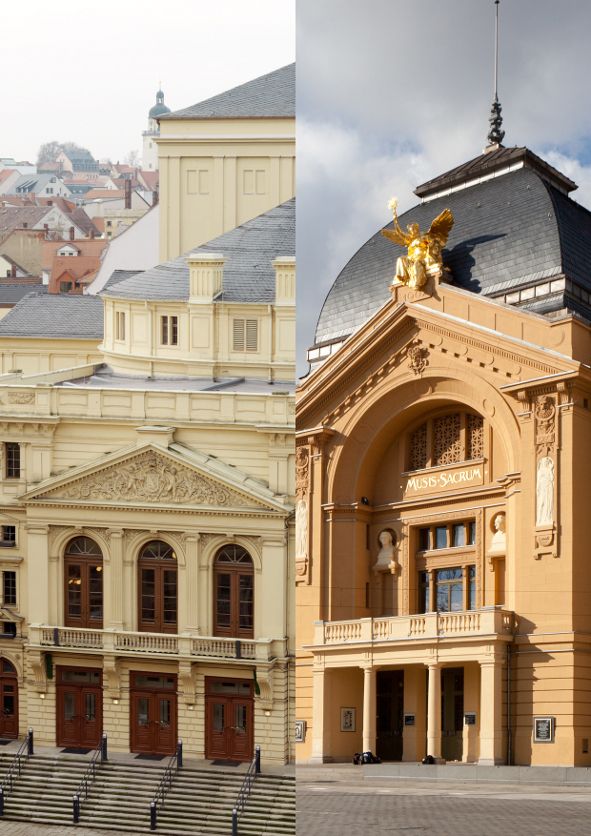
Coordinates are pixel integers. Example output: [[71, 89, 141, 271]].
[[464, 712, 476, 726], [404, 714, 415, 726], [340, 707, 356, 732], [295, 720, 307, 743], [534, 716, 555, 743]]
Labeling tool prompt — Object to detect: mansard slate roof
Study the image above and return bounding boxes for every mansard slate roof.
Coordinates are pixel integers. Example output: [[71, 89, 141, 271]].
[[162, 64, 295, 120], [0, 291, 103, 339], [104, 199, 295, 304], [314, 150, 591, 348]]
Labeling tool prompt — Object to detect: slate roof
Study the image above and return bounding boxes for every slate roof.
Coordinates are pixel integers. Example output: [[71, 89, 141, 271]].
[[314, 154, 591, 348], [103, 199, 295, 304], [162, 64, 295, 120], [103, 269, 141, 291], [0, 291, 103, 339], [0, 283, 43, 305], [415, 146, 577, 198]]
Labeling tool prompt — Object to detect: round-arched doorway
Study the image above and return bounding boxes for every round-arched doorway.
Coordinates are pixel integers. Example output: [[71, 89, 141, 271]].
[[0, 658, 18, 739]]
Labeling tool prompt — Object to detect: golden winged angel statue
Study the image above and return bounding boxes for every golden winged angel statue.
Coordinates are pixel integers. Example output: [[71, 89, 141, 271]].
[[382, 198, 454, 290]]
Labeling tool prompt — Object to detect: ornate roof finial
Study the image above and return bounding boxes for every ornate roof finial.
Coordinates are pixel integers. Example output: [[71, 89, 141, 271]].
[[487, 0, 505, 147]]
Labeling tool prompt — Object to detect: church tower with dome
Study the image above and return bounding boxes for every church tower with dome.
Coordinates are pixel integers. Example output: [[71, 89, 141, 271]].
[[142, 88, 171, 171]]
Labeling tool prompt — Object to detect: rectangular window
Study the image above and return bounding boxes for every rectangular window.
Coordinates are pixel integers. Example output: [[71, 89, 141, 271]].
[[0, 526, 15, 547], [4, 444, 20, 479], [232, 318, 258, 352], [418, 528, 430, 551], [468, 566, 476, 610], [419, 571, 430, 613], [161, 316, 178, 346], [436, 567, 463, 612], [452, 523, 465, 547], [2, 571, 16, 606], [115, 311, 126, 341], [435, 526, 448, 549]]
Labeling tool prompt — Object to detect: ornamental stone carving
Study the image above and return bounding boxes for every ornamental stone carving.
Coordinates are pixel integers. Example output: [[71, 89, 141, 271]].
[[535, 395, 556, 456], [536, 456, 554, 527], [404, 341, 429, 376], [7, 392, 35, 404], [44, 450, 253, 507], [295, 446, 310, 500]]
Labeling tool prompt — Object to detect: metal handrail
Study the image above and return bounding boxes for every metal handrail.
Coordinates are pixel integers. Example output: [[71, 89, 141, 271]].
[[72, 733, 107, 823], [149, 739, 183, 830], [231, 746, 261, 836], [0, 728, 34, 815]]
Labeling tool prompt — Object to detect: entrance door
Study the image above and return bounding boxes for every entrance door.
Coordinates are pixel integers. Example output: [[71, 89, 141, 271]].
[[0, 659, 18, 739], [56, 667, 102, 748], [376, 670, 404, 761], [130, 672, 177, 755], [441, 667, 464, 761], [205, 678, 254, 762]]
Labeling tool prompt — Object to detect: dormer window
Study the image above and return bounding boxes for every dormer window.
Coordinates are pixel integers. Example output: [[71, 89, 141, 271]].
[[161, 315, 178, 346]]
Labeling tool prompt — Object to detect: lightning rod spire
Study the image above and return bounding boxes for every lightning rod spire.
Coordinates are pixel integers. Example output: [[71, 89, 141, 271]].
[[486, 0, 505, 148]]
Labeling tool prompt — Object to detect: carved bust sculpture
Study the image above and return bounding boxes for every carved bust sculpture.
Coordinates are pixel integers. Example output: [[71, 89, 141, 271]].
[[489, 512, 506, 554], [373, 529, 399, 574]]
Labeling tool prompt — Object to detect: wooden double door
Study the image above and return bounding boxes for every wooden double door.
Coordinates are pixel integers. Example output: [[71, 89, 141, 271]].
[[0, 659, 18, 739], [56, 667, 102, 748], [205, 677, 253, 762], [130, 672, 177, 755], [376, 670, 404, 761]]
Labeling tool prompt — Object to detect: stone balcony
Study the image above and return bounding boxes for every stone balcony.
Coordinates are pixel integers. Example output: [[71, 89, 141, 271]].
[[312, 608, 514, 648], [27, 625, 285, 664]]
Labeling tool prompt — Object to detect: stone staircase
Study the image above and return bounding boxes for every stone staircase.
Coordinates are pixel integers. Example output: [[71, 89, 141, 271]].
[[0, 749, 295, 835]]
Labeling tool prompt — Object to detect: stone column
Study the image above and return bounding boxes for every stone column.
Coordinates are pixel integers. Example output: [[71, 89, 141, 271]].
[[310, 664, 328, 763], [362, 665, 377, 753], [107, 529, 124, 629], [184, 535, 199, 633], [479, 658, 504, 764], [426, 663, 441, 758]]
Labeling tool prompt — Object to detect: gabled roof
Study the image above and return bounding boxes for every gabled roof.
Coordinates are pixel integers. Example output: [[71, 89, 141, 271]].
[[103, 198, 295, 303], [162, 63, 295, 120], [0, 283, 43, 305], [0, 291, 103, 339], [0, 206, 50, 242]]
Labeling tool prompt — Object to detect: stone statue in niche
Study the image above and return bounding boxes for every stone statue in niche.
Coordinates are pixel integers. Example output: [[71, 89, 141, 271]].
[[536, 456, 554, 527], [489, 512, 506, 554], [372, 529, 399, 574], [296, 498, 308, 560]]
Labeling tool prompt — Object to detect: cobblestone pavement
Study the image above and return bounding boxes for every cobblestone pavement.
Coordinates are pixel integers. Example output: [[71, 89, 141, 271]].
[[0, 825, 130, 836], [297, 779, 591, 836]]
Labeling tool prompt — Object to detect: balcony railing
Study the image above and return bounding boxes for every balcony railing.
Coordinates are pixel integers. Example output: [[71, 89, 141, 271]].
[[313, 608, 514, 647], [27, 626, 280, 662]]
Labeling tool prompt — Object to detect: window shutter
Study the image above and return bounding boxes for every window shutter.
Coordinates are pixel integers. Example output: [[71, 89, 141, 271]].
[[245, 320, 258, 352], [233, 318, 245, 351]]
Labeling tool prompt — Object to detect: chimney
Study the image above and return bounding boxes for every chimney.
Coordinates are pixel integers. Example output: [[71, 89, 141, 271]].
[[69, 226, 75, 241], [187, 252, 225, 303], [153, 186, 159, 207], [124, 179, 132, 210], [273, 256, 296, 306], [47, 199, 53, 206], [11, 265, 16, 278]]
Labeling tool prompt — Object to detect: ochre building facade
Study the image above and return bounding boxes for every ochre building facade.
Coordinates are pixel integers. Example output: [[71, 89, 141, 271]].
[[296, 147, 591, 767]]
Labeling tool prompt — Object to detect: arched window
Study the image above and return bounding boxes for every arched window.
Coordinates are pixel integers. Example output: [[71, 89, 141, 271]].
[[408, 411, 484, 471], [64, 537, 103, 628], [214, 545, 254, 639], [138, 540, 177, 634]]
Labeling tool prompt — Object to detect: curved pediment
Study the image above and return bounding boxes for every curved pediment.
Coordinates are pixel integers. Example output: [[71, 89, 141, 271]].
[[21, 445, 288, 515]]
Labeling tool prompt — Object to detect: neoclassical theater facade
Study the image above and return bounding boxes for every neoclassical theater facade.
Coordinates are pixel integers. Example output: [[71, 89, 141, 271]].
[[296, 146, 591, 766], [0, 200, 295, 765]]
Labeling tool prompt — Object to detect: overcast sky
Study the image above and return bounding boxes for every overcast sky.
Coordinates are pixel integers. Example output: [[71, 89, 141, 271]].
[[297, 0, 591, 375], [3, 0, 294, 164]]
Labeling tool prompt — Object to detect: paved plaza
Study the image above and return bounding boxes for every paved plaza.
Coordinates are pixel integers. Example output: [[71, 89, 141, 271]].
[[297, 772, 591, 836], [0, 825, 130, 836]]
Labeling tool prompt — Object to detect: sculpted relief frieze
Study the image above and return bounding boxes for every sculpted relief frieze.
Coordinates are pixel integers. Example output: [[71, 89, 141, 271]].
[[40, 450, 253, 508]]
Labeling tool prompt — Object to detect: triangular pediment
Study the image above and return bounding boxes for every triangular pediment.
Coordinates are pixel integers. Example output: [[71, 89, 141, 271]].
[[22, 444, 287, 514], [299, 281, 579, 426]]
